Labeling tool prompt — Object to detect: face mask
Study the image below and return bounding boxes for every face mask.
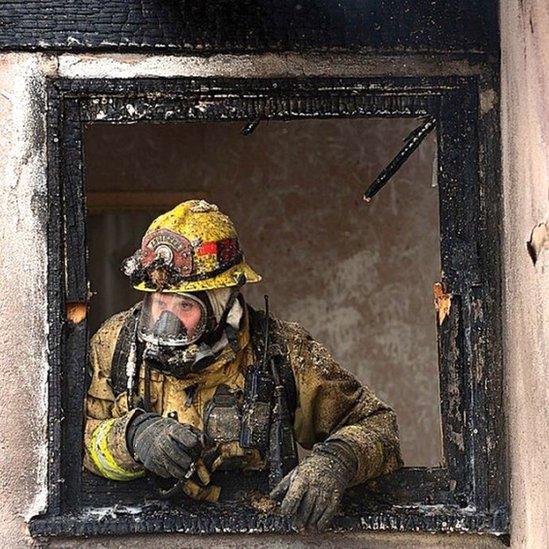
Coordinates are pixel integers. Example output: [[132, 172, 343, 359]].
[[137, 285, 244, 378], [142, 341, 216, 378], [138, 291, 220, 377], [138, 292, 208, 347]]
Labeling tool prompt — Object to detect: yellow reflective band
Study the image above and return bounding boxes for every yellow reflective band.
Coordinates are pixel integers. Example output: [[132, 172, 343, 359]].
[[88, 419, 144, 481]]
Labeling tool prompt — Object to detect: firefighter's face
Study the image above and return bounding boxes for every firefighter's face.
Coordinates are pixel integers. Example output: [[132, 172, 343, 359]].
[[149, 293, 203, 337]]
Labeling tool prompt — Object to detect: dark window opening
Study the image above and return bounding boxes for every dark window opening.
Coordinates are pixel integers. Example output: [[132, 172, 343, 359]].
[[85, 119, 442, 468]]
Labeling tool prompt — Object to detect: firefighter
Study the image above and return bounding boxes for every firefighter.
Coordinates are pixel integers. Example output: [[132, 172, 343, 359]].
[[84, 199, 402, 531]]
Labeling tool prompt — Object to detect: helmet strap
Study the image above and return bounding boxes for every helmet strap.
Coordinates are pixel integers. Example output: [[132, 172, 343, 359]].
[[225, 324, 239, 352]]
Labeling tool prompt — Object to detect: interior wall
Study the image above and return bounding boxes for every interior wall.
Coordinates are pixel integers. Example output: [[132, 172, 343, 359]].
[[84, 118, 442, 466], [501, 1, 549, 548]]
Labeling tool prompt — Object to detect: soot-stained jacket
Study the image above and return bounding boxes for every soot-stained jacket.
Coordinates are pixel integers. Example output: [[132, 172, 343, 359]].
[[84, 303, 402, 501]]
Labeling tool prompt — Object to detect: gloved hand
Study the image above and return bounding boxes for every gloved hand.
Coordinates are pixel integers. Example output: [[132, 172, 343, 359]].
[[270, 440, 357, 531], [127, 412, 204, 479]]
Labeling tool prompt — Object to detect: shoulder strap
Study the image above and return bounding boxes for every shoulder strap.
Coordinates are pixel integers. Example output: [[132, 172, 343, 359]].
[[248, 305, 299, 487], [248, 306, 297, 417], [110, 305, 141, 398]]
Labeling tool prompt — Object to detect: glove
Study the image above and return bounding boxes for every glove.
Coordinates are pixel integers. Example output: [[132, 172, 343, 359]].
[[270, 440, 357, 531], [127, 412, 204, 479]]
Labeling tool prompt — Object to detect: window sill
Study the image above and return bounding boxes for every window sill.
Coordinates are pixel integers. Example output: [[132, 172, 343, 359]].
[[29, 500, 508, 538]]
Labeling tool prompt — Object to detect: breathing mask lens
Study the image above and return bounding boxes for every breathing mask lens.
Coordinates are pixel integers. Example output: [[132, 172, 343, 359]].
[[138, 292, 207, 347]]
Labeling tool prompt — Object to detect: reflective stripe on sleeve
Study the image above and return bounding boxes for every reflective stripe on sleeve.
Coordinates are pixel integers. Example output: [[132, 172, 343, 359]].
[[88, 419, 145, 481]]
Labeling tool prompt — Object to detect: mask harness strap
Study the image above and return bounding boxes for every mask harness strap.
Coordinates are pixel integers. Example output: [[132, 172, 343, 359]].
[[143, 361, 152, 412], [126, 335, 152, 413], [125, 330, 138, 410], [126, 309, 142, 411]]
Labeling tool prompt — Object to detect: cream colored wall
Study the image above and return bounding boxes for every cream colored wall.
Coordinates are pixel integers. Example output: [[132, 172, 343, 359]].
[[48, 532, 503, 549], [501, 1, 549, 548], [0, 53, 55, 548]]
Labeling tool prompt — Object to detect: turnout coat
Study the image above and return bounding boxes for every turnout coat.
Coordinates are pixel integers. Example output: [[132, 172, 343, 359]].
[[84, 303, 402, 501]]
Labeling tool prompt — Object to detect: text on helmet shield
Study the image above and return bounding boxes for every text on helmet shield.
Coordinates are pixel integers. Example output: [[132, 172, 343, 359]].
[[141, 229, 193, 276]]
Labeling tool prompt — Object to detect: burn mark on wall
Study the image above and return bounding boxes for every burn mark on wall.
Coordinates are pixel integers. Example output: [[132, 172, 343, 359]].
[[433, 282, 452, 325], [0, 1, 498, 54], [66, 302, 87, 324]]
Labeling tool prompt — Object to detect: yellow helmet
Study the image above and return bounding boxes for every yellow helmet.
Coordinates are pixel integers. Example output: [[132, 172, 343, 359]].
[[123, 200, 261, 293]]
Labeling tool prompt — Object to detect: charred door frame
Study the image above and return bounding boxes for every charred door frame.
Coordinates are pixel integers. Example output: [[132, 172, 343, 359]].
[[30, 76, 507, 538]]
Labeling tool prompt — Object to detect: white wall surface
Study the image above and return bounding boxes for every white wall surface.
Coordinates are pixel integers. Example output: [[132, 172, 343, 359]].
[[501, 1, 549, 548], [0, 53, 55, 547]]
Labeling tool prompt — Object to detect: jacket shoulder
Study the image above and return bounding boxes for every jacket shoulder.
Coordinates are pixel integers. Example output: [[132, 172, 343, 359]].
[[269, 318, 341, 378], [90, 308, 134, 346], [247, 305, 312, 348], [89, 306, 139, 374], [272, 319, 313, 351]]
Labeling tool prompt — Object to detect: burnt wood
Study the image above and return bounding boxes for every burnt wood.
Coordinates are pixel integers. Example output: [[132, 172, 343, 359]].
[[363, 116, 437, 201], [33, 75, 508, 539], [61, 99, 87, 303], [477, 68, 508, 513], [30, 502, 508, 538], [45, 82, 64, 517], [0, 1, 498, 55]]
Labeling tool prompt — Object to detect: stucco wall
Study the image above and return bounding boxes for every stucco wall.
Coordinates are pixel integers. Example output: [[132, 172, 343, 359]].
[[0, 48, 515, 548], [48, 532, 502, 549], [501, 1, 549, 548], [0, 53, 55, 547]]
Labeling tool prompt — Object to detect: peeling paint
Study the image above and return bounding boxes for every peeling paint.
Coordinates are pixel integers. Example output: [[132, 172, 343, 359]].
[[67, 302, 87, 324], [526, 220, 549, 266], [433, 282, 452, 325]]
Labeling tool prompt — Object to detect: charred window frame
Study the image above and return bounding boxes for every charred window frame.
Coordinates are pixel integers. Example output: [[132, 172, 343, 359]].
[[30, 76, 508, 538]]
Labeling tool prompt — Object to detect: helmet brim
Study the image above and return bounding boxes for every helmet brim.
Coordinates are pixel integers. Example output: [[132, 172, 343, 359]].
[[133, 261, 261, 294]]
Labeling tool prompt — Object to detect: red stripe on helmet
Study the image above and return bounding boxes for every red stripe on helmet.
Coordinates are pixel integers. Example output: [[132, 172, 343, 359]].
[[197, 241, 218, 256]]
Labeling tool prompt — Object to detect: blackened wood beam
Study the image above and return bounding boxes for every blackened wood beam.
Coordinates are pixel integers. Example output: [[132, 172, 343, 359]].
[[363, 117, 437, 202]]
